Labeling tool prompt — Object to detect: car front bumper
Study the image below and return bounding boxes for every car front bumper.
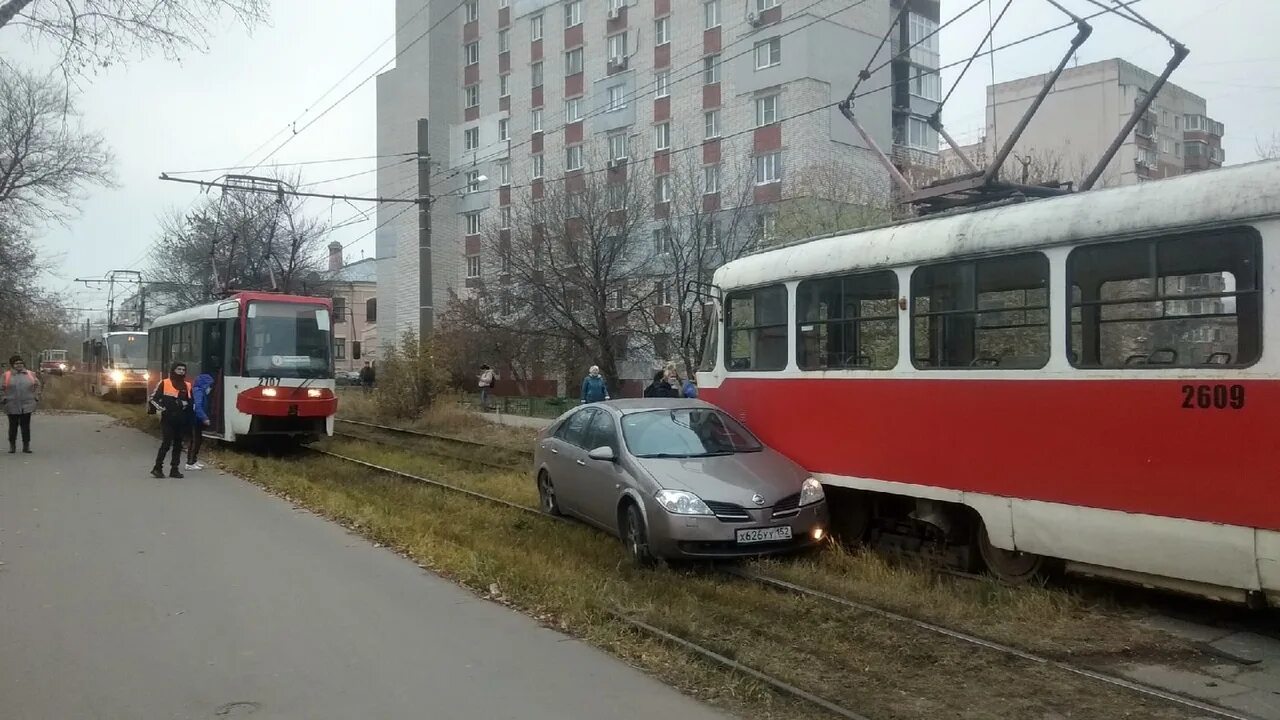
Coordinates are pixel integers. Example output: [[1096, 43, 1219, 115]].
[[646, 501, 829, 559]]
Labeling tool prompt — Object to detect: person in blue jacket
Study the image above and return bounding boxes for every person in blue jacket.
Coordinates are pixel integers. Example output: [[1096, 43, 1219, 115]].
[[580, 365, 610, 404], [186, 370, 216, 471]]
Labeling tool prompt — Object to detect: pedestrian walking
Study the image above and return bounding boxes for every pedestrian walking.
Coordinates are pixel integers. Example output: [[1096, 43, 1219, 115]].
[[186, 368, 215, 471], [1, 355, 41, 454], [478, 364, 496, 411], [581, 365, 610, 404], [148, 362, 193, 479], [359, 361, 375, 391]]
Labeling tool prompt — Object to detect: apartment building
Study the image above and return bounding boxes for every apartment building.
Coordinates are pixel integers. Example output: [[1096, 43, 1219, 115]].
[[375, 0, 899, 355], [888, 0, 941, 180], [978, 57, 1224, 187]]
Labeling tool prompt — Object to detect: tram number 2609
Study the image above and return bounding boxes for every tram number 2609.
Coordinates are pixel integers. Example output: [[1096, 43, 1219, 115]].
[[1181, 384, 1245, 410]]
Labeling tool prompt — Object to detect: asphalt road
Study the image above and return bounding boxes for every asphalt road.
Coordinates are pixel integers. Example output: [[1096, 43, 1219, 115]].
[[0, 413, 732, 720]]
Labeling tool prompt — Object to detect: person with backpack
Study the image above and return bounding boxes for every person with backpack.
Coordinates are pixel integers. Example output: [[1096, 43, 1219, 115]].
[[1, 355, 41, 454], [185, 368, 216, 471], [580, 365, 610, 404], [148, 362, 193, 478]]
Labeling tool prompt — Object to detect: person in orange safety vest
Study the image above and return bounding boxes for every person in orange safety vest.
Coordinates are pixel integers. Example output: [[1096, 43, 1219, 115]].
[[148, 362, 193, 478]]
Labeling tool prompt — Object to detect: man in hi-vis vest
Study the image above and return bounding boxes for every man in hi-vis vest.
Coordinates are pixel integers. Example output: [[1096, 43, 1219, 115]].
[[149, 362, 193, 478]]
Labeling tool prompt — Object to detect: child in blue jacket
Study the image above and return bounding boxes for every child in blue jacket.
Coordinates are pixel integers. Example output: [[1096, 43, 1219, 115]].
[[186, 371, 215, 471]]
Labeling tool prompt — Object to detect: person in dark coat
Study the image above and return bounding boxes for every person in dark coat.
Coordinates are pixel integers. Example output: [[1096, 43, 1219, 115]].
[[149, 362, 193, 478], [642, 370, 680, 398]]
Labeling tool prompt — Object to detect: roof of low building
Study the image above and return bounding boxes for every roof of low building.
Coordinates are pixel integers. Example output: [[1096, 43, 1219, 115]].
[[324, 257, 376, 284]]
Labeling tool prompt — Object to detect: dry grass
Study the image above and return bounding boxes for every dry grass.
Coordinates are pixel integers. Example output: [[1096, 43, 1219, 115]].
[[335, 388, 539, 450]]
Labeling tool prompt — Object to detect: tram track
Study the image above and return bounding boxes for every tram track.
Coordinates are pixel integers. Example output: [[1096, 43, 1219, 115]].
[[308, 440, 1263, 720]]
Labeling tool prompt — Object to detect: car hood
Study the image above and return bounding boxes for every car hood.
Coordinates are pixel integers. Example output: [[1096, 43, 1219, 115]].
[[634, 448, 810, 507]]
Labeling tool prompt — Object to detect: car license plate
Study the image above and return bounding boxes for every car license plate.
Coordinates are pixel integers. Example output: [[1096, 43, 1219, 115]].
[[735, 526, 793, 544]]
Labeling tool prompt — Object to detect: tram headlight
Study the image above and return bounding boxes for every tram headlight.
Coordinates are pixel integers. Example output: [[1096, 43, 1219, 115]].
[[58, 363, 67, 371], [261, 387, 278, 397], [306, 388, 323, 398], [141, 371, 150, 381], [799, 477, 825, 506], [109, 370, 125, 385]]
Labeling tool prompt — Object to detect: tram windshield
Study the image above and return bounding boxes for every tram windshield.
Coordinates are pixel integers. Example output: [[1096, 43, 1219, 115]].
[[244, 302, 333, 379], [106, 334, 148, 369]]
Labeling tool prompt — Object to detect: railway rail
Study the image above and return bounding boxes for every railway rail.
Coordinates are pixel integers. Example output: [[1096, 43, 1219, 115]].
[[331, 429, 524, 472], [335, 418, 533, 458], [308, 440, 1262, 720]]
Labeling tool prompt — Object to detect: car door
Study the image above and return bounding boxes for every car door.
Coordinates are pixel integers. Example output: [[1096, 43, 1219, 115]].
[[575, 409, 628, 531], [545, 408, 593, 516]]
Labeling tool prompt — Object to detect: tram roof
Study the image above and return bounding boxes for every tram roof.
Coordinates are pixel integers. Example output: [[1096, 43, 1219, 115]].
[[149, 291, 332, 329], [714, 158, 1280, 291]]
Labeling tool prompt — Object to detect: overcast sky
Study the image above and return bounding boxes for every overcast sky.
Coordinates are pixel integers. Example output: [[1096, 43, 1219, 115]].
[[5, 0, 1277, 325]]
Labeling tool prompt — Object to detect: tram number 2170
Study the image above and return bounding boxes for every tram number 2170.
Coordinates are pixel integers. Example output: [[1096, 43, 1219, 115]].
[[1181, 384, 1245, 410]]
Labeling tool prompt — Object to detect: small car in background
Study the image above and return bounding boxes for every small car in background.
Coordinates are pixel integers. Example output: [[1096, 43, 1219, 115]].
[[533, 398, 828, 565]]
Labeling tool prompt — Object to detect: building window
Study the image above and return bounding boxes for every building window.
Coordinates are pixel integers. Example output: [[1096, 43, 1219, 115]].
[[725, 284, 787, 371], [609, 0, 625, 12], [464, 84, 480, 109], [704, 0, 720, 29], [532, 154, 544, 178], [499, 74, 510, 97], [500, 206, 511, 228], [703, 219, 720, 247], [565, 96, 582, 122], [654, 280, 674, 306], [1067, 229, 1260, 369], [703, 165, 720, 195], [607, 32, 627, 61], [467, 255, 482, 278], [498, 160, 511, 185], [1136, 146, 1158, 166], [704, 110, 720, 139], [465, 0, 478, 23], [654, 122, 671, 150], [564, 0, 582, 28], [498, 118, 509, 141], [757, 0, 779, 9], [531, 61, 543, 87], [755, 213, 776, 245], [653, 227, 671, 254], [498, 28, 510, 53], [755, 94, 779, 126], [754, 152, 781, 185], [333, 339, 346, 360], [1174, 115, 1182, 131], [609, 133, 628, 161], [333, 296, 347, 323], [910, 69, 940, 101], [754, 38, 781, 69], [912, 252, 1049, 369], [531, 13, 543, 40], [567, 145, 584, 171], [908, 13, 940, 68], [499, 0, 509, 7], [466, 170, 483, 193], [655, 16, 670, 45], [464, 127, 480, 150], [1159, 137, 1172, 155], [1175, 141, 1182, 158], [466, 212, 482, 235], [565, 47, 583, 74], [365, 298, 377, 322], [655, 71, 670, 97], [906, 116, 938, 152], [703, 54, 720, 84], [607, 84, 627, 112], [607, 183, 626, 209], [798, 271, 899, 370], [465, 41, 480, 65], [656, 174, 671, 202], [531, 108, 543, 131]]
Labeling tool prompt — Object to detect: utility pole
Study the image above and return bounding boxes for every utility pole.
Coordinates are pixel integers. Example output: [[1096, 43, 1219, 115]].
[[417, 118, 434, 341]]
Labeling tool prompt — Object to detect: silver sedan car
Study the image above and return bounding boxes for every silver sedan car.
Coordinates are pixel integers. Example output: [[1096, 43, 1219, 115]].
[[533, 398, 829, 565]]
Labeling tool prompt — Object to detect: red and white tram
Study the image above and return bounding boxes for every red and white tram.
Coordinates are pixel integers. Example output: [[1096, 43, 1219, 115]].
[[147, 292, 338, 443], [696, 159, 1280, 606]]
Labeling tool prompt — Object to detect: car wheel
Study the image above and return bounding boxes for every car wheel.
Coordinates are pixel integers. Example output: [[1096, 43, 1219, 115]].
[[621, 502, 656, 568], [537, 471, 561, 516]]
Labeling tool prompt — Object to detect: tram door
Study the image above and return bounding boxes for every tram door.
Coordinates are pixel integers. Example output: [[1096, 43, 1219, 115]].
[[201, 321, 228, 436]]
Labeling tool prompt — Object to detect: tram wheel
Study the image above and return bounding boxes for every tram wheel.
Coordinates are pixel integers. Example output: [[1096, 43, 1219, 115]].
[[828, 488, 872, 545], [976, 521, 1046, 584]]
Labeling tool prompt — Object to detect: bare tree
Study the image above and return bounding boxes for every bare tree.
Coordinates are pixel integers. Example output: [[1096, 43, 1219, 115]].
[[771, 161, 896, 246], [0, 214, 69, 359], [0, 0, 268, 74], [0, 69, 114, 227], [1255, 132, 1280, 161], [146, 174, 329, 311]]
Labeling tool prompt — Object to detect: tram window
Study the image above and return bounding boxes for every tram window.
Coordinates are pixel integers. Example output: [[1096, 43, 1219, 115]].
[[796, 271, 898, 370], [912, 253, 1050, 369], [725, 284, 788, 371], [1068, 229, 1261, 368]]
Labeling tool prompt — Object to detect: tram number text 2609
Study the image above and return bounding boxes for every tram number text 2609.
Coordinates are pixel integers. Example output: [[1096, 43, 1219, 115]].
[[257, 376, 281, 387], [1181, 384, 1245, 410]]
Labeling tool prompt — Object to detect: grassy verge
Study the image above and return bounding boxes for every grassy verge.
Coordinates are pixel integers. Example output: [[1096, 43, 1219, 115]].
[[334, 389, 540, 451], [47, 379, 1210, 718]]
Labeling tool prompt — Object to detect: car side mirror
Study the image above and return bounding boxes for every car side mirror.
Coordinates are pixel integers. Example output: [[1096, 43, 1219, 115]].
[[588, 446, 616, 462]]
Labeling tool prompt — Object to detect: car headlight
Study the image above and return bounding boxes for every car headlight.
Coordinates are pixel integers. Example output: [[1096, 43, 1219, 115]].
[[654, 489, 713, 516], [799, 477, 825, 506], [109, 370, 124, 384]]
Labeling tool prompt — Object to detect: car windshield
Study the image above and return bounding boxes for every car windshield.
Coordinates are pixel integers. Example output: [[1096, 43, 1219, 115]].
[[621, 408, 763, 458], [107, 334, 148, 369], [244, 302, 333, 379]]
